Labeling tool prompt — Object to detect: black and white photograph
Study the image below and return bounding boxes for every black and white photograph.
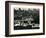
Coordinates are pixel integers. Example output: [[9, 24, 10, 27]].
[[14, 8, 40, 30], [5, 1, 45, 37]]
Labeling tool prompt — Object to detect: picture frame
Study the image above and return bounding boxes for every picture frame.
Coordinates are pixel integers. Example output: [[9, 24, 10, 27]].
[[5, 1, 45, 37]]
